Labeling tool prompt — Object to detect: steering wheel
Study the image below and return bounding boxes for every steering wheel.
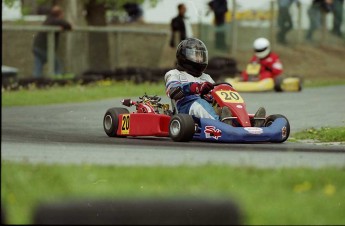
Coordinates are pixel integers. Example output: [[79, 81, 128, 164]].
[[201, 82, 232, 102], [213, 82, 233, 87]]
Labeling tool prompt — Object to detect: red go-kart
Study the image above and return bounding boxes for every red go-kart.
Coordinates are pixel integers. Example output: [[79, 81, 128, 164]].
[[103, 83, 290, 143]]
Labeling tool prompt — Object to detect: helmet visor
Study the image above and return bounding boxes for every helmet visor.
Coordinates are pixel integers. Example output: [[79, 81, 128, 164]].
[[255, 47, 268, 53], [254, 46, 270, 58], [184, 48, 208, 64]]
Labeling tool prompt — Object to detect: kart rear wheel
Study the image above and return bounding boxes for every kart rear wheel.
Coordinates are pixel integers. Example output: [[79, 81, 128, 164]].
[[274, 77, 284, 92], [274, 75, 303, 92], [103, 107, 129, 137], [169, 114, 195, 142], [293, 75, 303, 92], [264, 114, 290, 143]]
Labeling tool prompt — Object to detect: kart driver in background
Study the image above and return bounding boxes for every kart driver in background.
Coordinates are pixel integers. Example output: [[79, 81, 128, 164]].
[[241, 37, 283, 82], [165, 38, 266, 126]]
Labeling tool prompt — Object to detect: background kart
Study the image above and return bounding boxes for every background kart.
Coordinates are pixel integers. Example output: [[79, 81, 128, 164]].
[[224, 62, 303, 92], [103, 83, 290, 143]]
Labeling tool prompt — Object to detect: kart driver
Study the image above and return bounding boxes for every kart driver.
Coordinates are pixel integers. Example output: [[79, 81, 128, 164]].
[[241, 37, 283, 82], [165, 38, 266, 126]]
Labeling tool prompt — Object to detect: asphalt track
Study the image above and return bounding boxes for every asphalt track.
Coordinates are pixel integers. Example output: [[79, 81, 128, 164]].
[[2, 85, 345, 168]]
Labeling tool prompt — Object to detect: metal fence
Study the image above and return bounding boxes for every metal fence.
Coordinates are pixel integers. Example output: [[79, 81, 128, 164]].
[[2, 24, 169, 77], [2, 0, 344, 78]]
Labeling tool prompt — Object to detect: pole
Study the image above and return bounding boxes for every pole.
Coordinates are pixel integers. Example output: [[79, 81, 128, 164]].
[[231, 0, 237, 57], [47, 31, 55, 77], [321, 12, 327, 44], [198, 9, 203, 38], [115, 32, 122, 68], [270, 0, 276, 48], [297, 3, 302, 44], [109, 33, 116, 70]]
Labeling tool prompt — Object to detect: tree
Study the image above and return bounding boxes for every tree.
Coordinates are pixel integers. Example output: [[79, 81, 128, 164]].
[[58, 0, 160, 71], [85, 0, 110, 70]]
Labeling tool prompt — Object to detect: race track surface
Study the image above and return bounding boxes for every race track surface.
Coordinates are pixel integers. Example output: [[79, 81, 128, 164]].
[[2, 85, 345, 168]]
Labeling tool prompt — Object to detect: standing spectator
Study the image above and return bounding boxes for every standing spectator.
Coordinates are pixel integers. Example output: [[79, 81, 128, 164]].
[[331, 0, 344, 37], [305, 0, 333, 41], [170, 3, 194, 48], [32, 5, 72, 78], [123, 2, 143, 23], [208, 0, 228, 50], [277, 0, 300, 44]]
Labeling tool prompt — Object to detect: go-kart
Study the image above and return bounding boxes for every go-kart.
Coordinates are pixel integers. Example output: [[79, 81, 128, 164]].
[[103, 83, 290, 143], [225, 62, 303, 92]]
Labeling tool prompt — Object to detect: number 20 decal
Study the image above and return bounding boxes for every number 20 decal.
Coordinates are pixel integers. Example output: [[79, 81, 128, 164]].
[[121, 114, 130, 134], [216, 91, 244, 103]]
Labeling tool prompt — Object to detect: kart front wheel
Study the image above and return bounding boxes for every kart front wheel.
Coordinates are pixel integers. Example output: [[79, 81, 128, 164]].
[[264, 114, 290, 143], [103, 107, 129, 137], [169, 114, 195, 142]]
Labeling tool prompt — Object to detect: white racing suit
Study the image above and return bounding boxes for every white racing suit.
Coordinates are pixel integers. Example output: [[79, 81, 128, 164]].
[[164, 69, 219, 120]]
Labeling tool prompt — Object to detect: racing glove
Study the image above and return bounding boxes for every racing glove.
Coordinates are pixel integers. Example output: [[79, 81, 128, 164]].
[[203, 93, 214, 103], [190, 82, 214, 95]]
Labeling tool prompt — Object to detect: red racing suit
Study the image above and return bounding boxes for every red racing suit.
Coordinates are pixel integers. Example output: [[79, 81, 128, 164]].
[[241, 52, 283, 81]]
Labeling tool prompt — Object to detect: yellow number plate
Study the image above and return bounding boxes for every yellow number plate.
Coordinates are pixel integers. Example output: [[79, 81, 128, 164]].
[[121, 114, 130, 135], [246, 63, 261, 75], [216, 91, 244, 103]]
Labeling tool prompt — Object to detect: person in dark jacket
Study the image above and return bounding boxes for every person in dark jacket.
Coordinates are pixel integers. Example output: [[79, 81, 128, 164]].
[[331, 0, 344, 37], [32, 5, 72, 78], [208, 0, 228, 49], [170, 3, 194, 48], [277, 0, 300, 44], [123, 2, 143, 23], [306, 0, 333, 41]]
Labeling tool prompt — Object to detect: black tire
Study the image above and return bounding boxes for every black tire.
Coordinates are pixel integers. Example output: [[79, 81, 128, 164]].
[[169, 114, 195, 142], [103, 108, 129, 137], [274, 76, 284, 92], [264, 114, 290, 143]]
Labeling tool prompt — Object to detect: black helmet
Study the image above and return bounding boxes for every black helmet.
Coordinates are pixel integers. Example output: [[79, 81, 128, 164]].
[[176, 38, 208, 77]]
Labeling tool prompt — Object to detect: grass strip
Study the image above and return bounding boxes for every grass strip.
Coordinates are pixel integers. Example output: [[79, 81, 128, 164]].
[[292, 127, 345, 142], [2, 79, 345, 107], [1, 161, 344, 225], [302, 79, 345, 88], [2, 81, 166, 107]]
